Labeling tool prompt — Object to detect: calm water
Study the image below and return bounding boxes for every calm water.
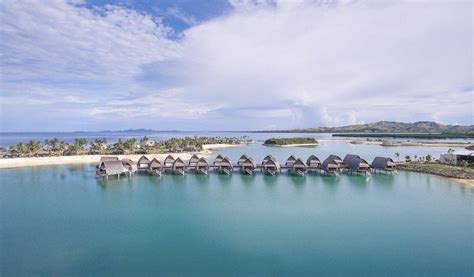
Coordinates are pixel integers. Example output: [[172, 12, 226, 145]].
[[1, 145, 473, 275]]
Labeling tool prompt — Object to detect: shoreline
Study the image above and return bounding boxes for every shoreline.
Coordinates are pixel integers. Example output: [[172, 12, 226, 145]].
[[0, 143, 242, 169]]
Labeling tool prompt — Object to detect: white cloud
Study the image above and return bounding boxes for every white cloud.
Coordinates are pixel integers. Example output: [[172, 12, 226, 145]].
[[0, 0, 472, 131]]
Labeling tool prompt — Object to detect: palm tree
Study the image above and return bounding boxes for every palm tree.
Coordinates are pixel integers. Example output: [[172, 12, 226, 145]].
[[395, 152, 400, 161]]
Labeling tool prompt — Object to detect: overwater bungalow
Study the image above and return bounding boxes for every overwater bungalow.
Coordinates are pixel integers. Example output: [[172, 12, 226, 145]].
[[216, 156, 233, 175], [147, 158, 163, 176], [121, 158, 137, 173], [195, 157, 210, 175], [343, 154, 371, 175], [172, 157, 186, 175], [96, 156, 119, 168], [321, 155, 342, 174], [188, 154, 200, 167], [371, 157, 397, 173], [164, 155, 175, 167], [306, 155, 321, 169], [213, 154, 224, 166], [137, 155, 151, 170], [96, 160, 130, 178], [289, 158, 307, 176], [262, 155, 280, 175], [285, 155, 297, 167], [237, 154, 257, 175]]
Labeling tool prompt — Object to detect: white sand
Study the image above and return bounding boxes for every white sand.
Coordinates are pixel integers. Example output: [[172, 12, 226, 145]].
[[263, 143, 319, 147], [0, 143, 245, 169], [0, 153, 199, 169]]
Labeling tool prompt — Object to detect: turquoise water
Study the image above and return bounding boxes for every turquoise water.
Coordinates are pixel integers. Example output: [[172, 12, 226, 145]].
[[1, 145, 473, 275]]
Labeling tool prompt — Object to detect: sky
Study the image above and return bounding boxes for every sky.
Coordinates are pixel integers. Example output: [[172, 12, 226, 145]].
[[0, 0, 472, 132]]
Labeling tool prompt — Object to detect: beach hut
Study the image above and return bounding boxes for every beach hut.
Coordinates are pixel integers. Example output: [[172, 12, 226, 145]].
[[321, 155, 342, 174], [371, 157, 397, 173], [216, 156, 233, 175], [35, 149, 49, 157], [164, 155, 175, 167], [262, 155, 280, 176], [147, 158, 163, 176], [134, 148, 147, 155], [285, 155, 297, 167], [343, 154, 371, 175], [306, 155, 321, 169], [188, 154, 200, 167], [213, 154, 224, 166], [237, 154, 257, 175], [121, 158, 137, 173], [137, 155, 150, 170], [88, 149, 101, 155], [5, 149, 20, 158], [195, 157, 210, 175], [289, 158, 307, 176], [184, 145, 197, 152], [172, 157, 186, 175], [96, 160, 129, 178]]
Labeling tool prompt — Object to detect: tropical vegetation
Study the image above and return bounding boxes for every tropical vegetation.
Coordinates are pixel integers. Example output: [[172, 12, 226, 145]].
[[263, 137, 317, 146]]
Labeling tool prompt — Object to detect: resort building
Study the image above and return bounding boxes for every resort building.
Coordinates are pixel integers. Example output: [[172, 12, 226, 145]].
[[121, 158, 137, 173], [439, 151, 474, 165], [172, 158, 186, 175], [164, 155, 175, 167], [343, 154, 371, 175], [371, 157, 397, 173], [195, 157, 210, 175], [237, 154, 257, 175], [285, 155, 297, 167], [213, 154, 224, 166], [321, 155, 342, 174], [188, 154, 200, 167], [147, 158, 163, 176], [216, 156, 233, 175], [289, 158, 307, 176], [137, 155, 151, 170], [96, 160, 130, 178], [306, 155, 321, 169], [261, 155, 280, 175]]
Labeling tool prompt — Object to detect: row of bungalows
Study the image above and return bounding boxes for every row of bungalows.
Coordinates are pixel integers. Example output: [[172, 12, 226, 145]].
[[284, 155, 307, 176]]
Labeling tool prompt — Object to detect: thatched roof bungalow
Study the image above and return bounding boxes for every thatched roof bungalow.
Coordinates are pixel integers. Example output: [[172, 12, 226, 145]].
[[262, 155, 280, 175], [35, 149, 49, 157], [137, 155, 151, 170], [164, 155, 175, 167], [96, 156, 119, 168], [343, 154, 371, 174], [217, 156, 233, 175], [213, 154, 224, 166], [196, 157, 209, 175], [172, 157, 186, 175], [188, 154, 200, 167], [237, 154, 257, 175], [306, 155, 321, 168], [96, 160, 129, 178], [147, 158, 163, 176], [321, 155, 342, 174], [285, 155, 297, 167], [371, 157, 396, 172], [289, 158, 307, 176]]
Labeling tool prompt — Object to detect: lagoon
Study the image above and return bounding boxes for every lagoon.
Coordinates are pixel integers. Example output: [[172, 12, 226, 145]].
[[1, 143, 472, 275]]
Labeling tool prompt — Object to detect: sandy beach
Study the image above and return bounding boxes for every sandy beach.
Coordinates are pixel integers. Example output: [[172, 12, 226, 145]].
[[318, 139, 471, 147], [450, 178, 474, 188], [0, 143, 244, 169]]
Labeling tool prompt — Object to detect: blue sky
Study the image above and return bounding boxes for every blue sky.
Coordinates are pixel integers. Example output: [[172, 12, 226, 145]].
[[0, 0, 472, 132]]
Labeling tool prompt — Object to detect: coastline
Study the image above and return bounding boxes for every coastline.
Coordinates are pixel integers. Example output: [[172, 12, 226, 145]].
[[0, 143, 242, 169], [318, 139, 470, 147]]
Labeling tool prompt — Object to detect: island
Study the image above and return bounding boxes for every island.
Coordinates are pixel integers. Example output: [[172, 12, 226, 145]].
[[263, 137, 318, 147]]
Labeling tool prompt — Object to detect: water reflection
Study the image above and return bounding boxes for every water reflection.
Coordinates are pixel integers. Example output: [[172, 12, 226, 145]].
[[371, 174, 394, 191], [346, 175, 370, 191]]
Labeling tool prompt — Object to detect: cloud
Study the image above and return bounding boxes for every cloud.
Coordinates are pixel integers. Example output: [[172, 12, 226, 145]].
[[0, 0, 472, 131]]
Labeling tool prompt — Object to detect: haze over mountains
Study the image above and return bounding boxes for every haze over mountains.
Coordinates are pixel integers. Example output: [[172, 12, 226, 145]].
[[259, 121, 474, 133]]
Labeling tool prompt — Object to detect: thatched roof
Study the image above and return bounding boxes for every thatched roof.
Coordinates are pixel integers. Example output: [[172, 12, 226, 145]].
[[121, 158, 137, 172], [137, 155, 150, 165], [237, 154, 251, 165], [343, 154, 370, 171], [306, 155, 320, 166], [263, 156, 280, 170], [189, 154, 200, 166], [100, 156, 119, 163], [196, 157, 209, 168], [172, 157, 186, 169], [220, 156, 232, 167], [214, 154, 224, 165], [285, 155, 297, 166], [99, 160, 127, 175], [371, 157, 395, 169], [263, 155, 276, 164], [293, 158, 307, 169], [164, 155, 175, 166], [327, 155, 343, 163], [321, 155, 341, 170], [148, 158, 162, 169], [239, 156, 256, 168]]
